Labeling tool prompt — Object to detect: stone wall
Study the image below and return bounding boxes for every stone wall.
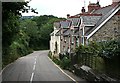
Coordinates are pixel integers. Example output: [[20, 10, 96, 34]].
[[89, 15, 120, 42]]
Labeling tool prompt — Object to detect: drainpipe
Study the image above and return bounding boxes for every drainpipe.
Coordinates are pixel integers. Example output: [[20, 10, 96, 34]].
[[80, 17, 85, 46], [83, 23, 85, 46]]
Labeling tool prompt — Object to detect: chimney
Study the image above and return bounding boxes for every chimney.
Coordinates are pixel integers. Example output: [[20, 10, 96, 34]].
[[81, 7, 86, 13], [67, 14, 70, 18], [88, 2, 101, 13], [112, 0, 120, 5]]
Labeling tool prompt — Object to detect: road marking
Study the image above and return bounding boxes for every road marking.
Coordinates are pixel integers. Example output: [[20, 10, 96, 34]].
[[30, 56, 37, 82], [34, 61, 36, 65], [34, 57, 37, 66], [47, 56, 77, 83], [30, 72, 34, 82], [33, 65, 35, 71], [35, 56, 37, 61]]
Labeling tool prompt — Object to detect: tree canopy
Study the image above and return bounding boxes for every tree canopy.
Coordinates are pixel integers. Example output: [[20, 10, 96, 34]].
[[2, 2, 65, 67]]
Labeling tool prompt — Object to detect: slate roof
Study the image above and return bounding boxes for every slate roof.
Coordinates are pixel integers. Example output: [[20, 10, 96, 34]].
[[54, 22, 60, 28], [51, 2, 120, 39], [60, 21, 71, 28], [93, 5, 113, 15], [68, 17, 80, 27], [81, 15, 101, 26], [55, 28, 68, 36], [63, 29, 71, 36], [62, 27, 79, 36], [55, 18, 81, 36], [86, 3, 120, 37], [55, 27, 80, 36]]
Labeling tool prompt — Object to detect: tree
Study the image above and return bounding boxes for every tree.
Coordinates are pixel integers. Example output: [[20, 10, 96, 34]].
[[31, 15, 65, 50], [2, 2, 65, 67], [2, 2, 38, 48], [2, 2, 37, 67]]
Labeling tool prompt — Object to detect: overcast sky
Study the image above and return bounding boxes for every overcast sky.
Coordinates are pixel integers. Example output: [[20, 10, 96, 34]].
[[22, 0, 112, 18]]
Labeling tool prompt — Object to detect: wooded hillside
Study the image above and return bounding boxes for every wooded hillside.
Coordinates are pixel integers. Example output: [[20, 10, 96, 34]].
[[2, 2, 65, 67]]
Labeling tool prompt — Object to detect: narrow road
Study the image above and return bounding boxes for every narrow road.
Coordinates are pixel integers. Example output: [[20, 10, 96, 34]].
[[1, 50, 76, 82]]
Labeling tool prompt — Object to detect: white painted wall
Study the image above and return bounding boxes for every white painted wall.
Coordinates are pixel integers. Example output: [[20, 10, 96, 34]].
[[50, 27, 61, 55]]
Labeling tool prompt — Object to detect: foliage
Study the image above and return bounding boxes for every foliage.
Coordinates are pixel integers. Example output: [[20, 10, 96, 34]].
[[2, 2, 38, 47], [19, 19, 39, 49], [52, 56, 61, 65], [31, 15, 65, 50], [2, 2, 37, 67], [60, 56, 71, 69], [2, 2, 65, 68], [48, 51, 52, 59], [74, 40, 120, 79], [75, 40, 120, 59], [49, 52, 71, 70], [98, 40, 120, 58], [19, 15, 65, 50], [50, 39, 120, 79]]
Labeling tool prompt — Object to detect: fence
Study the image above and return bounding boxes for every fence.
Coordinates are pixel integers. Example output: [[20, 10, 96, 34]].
[[70, 52, 99, 69], [70, 52, 120, 80]]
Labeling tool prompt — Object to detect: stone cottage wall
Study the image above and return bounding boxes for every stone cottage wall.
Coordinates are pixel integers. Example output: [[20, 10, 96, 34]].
[[89, 14, 120, 42]]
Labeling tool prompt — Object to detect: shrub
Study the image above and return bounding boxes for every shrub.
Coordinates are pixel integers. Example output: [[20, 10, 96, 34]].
[[60, 56, 71, 69], [48, 51, 52, 59], [74, 40, 120, 79], [52, 56, 61, 65], [99, 40, 120, 59]]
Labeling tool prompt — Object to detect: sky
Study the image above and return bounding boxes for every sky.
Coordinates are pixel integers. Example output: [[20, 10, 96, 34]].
[[22, 0, 112, 18]]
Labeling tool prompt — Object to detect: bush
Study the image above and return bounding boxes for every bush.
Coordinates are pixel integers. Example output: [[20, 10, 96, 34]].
[[74, 40, 120, 79], [59, 53, 64, 60], [2, 30, 33, 68], [52, 56, 61, 65], [99, 39, 120, 58], [51, 53, 71, 70], [48, 51, 52, 59], [60, 56, 71, 69]]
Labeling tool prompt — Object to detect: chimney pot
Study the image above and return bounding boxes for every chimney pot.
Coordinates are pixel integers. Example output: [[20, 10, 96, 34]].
[[67, 14, 70, 18], [81, 7, 85, 13]]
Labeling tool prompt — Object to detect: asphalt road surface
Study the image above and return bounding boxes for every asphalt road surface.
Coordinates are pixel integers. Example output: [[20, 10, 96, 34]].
[[1, 50, 78, 82]]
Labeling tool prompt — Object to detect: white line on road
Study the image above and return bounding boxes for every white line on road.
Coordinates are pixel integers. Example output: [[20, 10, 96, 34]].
[[35, 58, 36, 61], [30, 72, 34, 82], [30, 56, 37, 82], [34, 61, 36, 65], [33, 64, 36, 71], [47, 56, 77, 83]]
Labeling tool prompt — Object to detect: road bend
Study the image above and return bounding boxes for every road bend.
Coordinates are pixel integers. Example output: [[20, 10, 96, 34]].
[[1, 50, 76, 82]]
